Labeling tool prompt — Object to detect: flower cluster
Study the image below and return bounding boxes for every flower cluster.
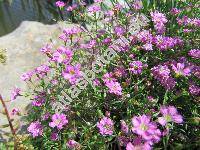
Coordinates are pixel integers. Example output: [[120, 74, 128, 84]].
[[14, 0, 200, 149], [132, 0, 143, 10], [177, 16, 200, 27], [103, 73, 123, 96], [152, 35, 183, 50], [10, 87, 21, 101], [62, 64, 82, 84], [87, 5, 101, 14], [52, 46, 73, 64], [55, 1, 65, 8], [97, 117, 114, 136], [117, 106, 183, 149], [150, 11, 168, 34], [49, 113, 68, 129], [188, 49, 200, 59], [170, 8, 181, 15], [27, 121, 43, 137], [32, 92, 46, 107], [129, 61, 143, 75], [151, 65, 176, 90]]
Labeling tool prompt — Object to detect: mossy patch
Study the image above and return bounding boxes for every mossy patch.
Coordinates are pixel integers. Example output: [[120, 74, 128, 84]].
[[0, 49, 6, 64]]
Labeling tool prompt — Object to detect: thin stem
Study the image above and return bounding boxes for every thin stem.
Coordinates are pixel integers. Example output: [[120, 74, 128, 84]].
[[0, 94, 17, 149]]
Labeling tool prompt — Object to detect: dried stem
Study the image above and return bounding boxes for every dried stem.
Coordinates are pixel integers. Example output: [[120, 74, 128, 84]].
[[0, 94, 17, 149]]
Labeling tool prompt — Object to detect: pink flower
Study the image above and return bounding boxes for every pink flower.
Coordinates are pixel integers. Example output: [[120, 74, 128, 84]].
[[191, 18, 200, 27], [20, 71, 33, 81], [126, 140, 152, 150], [104, 10, 114, 17], [188, 49, 200, 59], [63, 27, 81, 36], [126, 142, 134, 150], [66, 140, 80, 149], [105, 111, 111, 117], [132, 0, 143, 10], [94, 0, 104, 3], [114, 3, 123, 10], [52, 46, 73, 64], [114, 67, 127, 78], [121, 120, 129, 134], [129, 61, 143, 74], [40, 43, 52, 53], [151, 65, 170, 78], [81, 40, 97, 49], [158, 106, 183, 126], [55, 1, 65, 8], [183, 29, 194, 33], [142, 43, 153, 51], [150, 11, 168, 34], [88, 5, 101, 14], [170, 8, 181, 15], [105, 81, 122, 96], [59, 33, 68, 42], [35, 65, 50, 73], [35, 64, 50, 78], [137, 30, 153, 43], [162, 77, 176, 90], [27, 121, 43, 137], [177, 16, 190, 26], [51, 132, 59, 141], [132, 115, 161, 143], [10, 87, 21, 101], [132, 137, 152, 150], [152, 35, 183, 50], [49, 113, 68, 129], [114, 26, 126, 36], [102, 73, 116, 83], [118, 136, 131, 146], [151, 65, 176, 90], [66, 4, 78, 11], [192, 65, 200, 79], [93, 79, 101, 86], [32, 98, 45, 107], [147, 96, 157, 103], [51, 79, 59, 85], [177, 16, 200, 27], [189, 84, 200, 96], [171, 62, 191, 77], [11, 108, 20, 116], [42, 112, 51, 121], [162, 128, 169, 136], [62, 64, 82, 84], [97, 117, 114, 136], [129, 54, 135, 59]]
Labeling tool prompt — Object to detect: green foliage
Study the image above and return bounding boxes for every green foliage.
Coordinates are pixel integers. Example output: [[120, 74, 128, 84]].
[[0, 49, 6, 64]]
